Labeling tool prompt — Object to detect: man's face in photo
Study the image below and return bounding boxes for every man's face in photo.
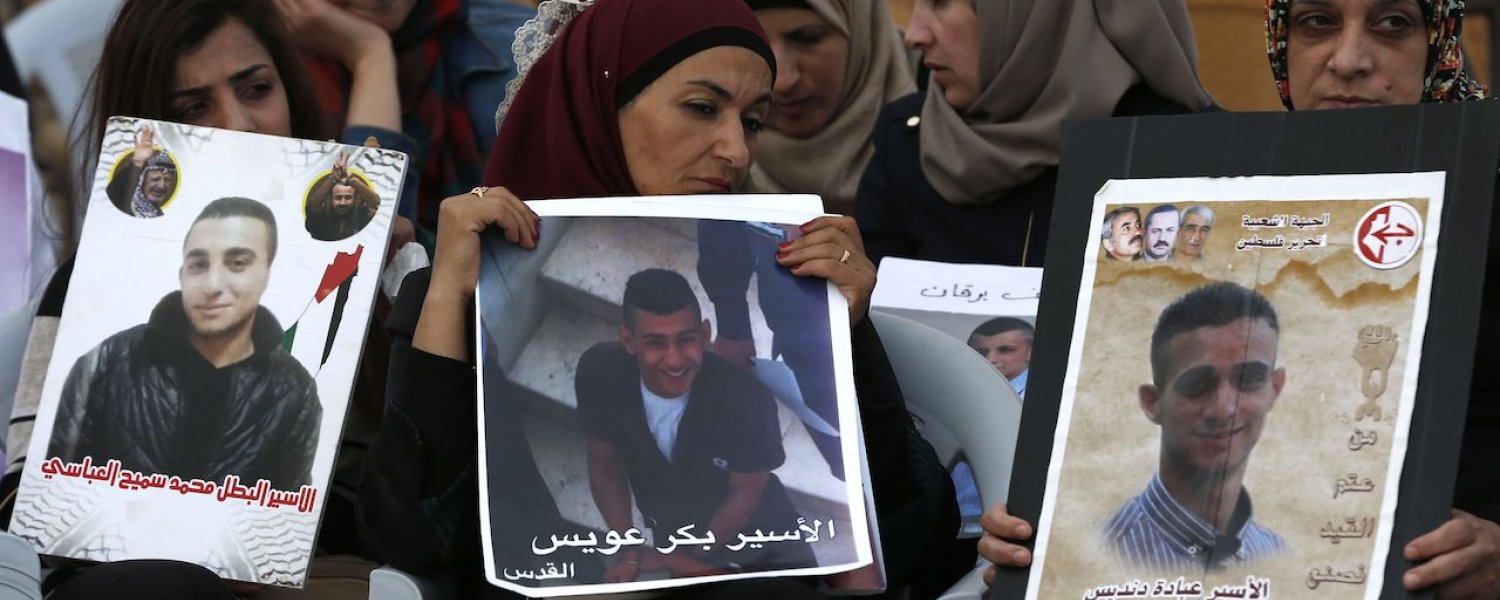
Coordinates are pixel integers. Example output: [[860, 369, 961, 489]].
[[621, 306, 711, 398], [179, 216, 272, 342], [1105, 211, 1142, 260], [331, 183, 356, 215], [968, 330, 1031, 380], [1140, 317, 1284, 481], [1176, 212, 1212, 259], [1144, 210, 1179, 259], [143, 169, 175, 205]]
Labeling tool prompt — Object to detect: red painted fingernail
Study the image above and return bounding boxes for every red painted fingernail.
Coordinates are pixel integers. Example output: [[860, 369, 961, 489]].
[[799, 222, 813, 233], [778, 241, 792, 250]]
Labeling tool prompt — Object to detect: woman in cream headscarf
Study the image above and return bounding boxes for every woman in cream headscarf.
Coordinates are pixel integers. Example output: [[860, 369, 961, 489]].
[[743, 0, 914, 215], [855, 0, 1217, 266]]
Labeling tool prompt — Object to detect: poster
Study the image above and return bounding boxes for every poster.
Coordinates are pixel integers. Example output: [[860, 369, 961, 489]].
[[1025, 173, 1444, 599], [10, 117, 406, 587], [475, 197, 873, 596], [870, 257, 1037, 535]]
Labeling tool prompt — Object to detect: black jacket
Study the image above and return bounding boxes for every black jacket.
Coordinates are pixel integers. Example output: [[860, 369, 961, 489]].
[[855, 86, 1200, 267], [47, 291, 321, 488]]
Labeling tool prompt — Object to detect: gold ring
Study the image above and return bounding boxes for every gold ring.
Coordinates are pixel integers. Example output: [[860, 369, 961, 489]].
[[470, 186, 489, 198], [839, 249, 851, 264]]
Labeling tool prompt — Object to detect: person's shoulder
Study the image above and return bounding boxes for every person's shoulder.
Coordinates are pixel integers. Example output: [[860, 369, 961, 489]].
[[76, 324, 148, 368], [876, 92, 925, 129], [1113, 84, 1205, 118], [95, 323, 148, 353], [1244, 517, 1288, 552], [1099, 490, 1151, 540], [578, 341, 631, 377], [262, 345, 318, 396], [457, 0, 537, 71], [466, 0, 536, 27], [868, 93, 925, 168]]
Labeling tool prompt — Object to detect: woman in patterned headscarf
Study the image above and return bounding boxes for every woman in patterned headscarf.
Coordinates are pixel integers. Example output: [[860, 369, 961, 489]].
[[977, 4, 1500, 597], [1266, 3, 1500, 599], [1265, 0, 1488, 109]]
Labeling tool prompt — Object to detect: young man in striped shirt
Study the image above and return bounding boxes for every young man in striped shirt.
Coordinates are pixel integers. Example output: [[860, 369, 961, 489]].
[[1102, 282, 1287, 571]]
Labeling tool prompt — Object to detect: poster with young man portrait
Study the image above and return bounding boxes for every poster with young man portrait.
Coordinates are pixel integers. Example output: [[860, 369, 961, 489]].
[[12, 117, 406, 588], [472, 197, 874, 597], [1020, 173, 1445, 599]]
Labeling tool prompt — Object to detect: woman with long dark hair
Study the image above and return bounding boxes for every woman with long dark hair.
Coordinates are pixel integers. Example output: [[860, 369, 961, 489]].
[[5, 1, 413, 596]]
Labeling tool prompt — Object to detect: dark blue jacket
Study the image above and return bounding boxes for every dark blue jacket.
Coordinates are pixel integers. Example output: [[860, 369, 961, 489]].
[[856, 87, 1198, 268]]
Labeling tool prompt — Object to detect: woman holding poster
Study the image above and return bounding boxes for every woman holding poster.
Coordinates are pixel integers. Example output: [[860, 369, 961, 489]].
[[1, 0, 415, 595], [358, 0, 963, 596], [1268, 1, 1500, 596], [980, 1, 1500, 598]]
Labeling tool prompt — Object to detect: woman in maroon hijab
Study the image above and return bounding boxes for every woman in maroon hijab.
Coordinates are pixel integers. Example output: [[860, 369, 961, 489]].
[[359, 0, 960, 597]]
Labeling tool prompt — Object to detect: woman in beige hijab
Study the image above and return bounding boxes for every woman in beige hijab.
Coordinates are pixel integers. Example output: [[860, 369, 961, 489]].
[[743, 0, 914, 215], [855, 0, 1216, 267]]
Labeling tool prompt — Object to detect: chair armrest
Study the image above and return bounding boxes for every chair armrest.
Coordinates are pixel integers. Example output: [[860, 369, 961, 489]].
[[369, 565, 451, 600], [936, 562, 989, 600]]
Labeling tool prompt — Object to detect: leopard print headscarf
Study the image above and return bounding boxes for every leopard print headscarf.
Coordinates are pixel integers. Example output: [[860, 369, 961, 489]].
[[1266, 0, 1489, 109]]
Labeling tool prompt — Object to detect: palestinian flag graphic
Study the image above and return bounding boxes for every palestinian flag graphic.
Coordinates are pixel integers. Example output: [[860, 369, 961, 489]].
[[283, 245, 363, 373]]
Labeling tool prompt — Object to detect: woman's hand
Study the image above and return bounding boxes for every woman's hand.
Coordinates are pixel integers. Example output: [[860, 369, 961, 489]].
[[413, 186, 537, 362], [332, 150, 350, 183], [131, 125, 155, 168], [275, 0, 400, 131], [1403, 509, 1500, 599], [428, 187, 538, 301], [274, 0, 389, 70], [776, 216, 876, 324], [979, 503, 1034, 586]]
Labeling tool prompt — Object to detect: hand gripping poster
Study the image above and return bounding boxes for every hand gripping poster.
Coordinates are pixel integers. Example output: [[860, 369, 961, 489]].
[[11, 117, 406, 587], [1024, 173, 1444, 600], [473, 197, 874, 596]]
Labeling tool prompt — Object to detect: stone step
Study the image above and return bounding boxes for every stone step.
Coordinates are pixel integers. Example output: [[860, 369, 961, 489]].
[[536, 217, 775, 355], [540, 217, 701, 328], [509, 306, 617, 422]]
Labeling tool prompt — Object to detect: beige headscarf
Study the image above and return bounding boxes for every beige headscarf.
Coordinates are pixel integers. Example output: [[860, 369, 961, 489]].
[[920, 0, 1215, 205], [745, 0, 915, 211]]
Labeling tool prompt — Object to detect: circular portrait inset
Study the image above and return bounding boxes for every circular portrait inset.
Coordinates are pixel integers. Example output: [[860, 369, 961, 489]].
[[106, 125, 179, 219], [304, 152, 378, 242]]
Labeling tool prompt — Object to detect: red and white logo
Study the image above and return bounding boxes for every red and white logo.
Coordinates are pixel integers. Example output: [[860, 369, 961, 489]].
[[1354, 201, 1423, 269]]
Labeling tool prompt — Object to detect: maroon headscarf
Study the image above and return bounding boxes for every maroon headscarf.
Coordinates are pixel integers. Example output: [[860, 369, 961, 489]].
[[481, 0, 775, 199]]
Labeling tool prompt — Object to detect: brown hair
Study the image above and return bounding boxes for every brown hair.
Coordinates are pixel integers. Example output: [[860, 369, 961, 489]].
[[74, 0, 328, 237]]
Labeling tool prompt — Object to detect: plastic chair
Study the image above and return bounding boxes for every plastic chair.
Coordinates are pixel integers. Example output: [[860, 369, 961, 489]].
[[0, 532, 41, 600], [368, 566, 445, 600], [868, 310, 1022, 600]]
